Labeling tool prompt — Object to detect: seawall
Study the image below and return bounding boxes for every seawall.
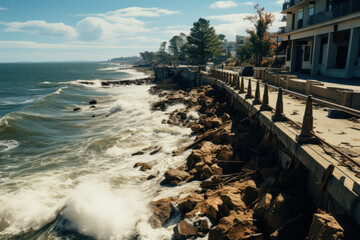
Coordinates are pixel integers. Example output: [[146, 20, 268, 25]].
[[155, 66, 360, 227]]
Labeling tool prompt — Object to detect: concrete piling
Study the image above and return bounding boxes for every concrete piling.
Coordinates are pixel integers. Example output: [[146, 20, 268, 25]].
[[272, 87, 286, 122], [234, 75, 239, 90], [253, 81, 261, 105], [239, 77, 245, 93], [260, 83, 272, 111], [245, 79, 253, 99], [296, 95, 318, 143]]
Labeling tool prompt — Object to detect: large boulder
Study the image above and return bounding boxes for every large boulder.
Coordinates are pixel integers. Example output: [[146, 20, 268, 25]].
[[254, 193, 298, 232], [133, 162, 152, 171], [220, 193, 246, 211], [174, 220, 199, 240], [162, 169, 190, 186], [148, 198, 175, 228], [204, 117, 222, 129], [307, 213, 344, 240], [208, 211, 256, 240], [177, 193, 205, 214]]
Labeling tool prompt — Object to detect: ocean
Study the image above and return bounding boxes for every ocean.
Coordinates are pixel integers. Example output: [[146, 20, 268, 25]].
[[0, 63, 197, 239]]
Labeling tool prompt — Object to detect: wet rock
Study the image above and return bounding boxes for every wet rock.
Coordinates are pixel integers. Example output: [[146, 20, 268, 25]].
[[150, 146, 162, 155], [220, 193, 246, 211], [254, 193, 298, 232], [217, 145, 233, 162], [194, 219, 210, 233], [178, 193, 205, 214], [307, 213, 344, 240], [190, 123, 204, 134], [152, 101, 168, 111], [73, 107, 81, 111], [133, 162, 152, 171], [204, 197, 223, 221], [147, 174, 157, 180], [210, 164, 223, 175], [200, 175, 223, 189], [242, 185, 259, 206], [200, 165, 213, 179], [89, 105, 96, 108], [89, 99, 97, 105], [131, 151, 145, 156], [149, 198, 175, 228], [162, 169, 190, 186], [254, 193, 272, 219], [204, 117, 222, 129], [208, 211, 256, 240], [174, 220, 199, 240], [221, 113, 231, 122]]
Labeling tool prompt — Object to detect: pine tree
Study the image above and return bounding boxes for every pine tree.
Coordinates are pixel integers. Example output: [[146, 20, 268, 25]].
[[186, 18, 223, 65], [168, 33, 187, 57]]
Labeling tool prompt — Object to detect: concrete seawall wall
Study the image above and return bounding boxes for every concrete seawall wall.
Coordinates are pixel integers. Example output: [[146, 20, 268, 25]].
[[163, 68, 360, 227]]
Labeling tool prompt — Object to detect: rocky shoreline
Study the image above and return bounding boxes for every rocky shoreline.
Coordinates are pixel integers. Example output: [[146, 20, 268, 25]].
[[141, 81, 347, 239]]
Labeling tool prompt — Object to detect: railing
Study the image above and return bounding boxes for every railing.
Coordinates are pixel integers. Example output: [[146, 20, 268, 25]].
[[333, 0, 352, 18], [282, 0, 304, 11], [308, 11, 334, 26], [208, 69, 360, 169], [308, 0, 360, 26]]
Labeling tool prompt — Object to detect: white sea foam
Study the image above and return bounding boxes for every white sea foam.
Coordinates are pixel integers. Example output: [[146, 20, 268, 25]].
[[115, 68, 150, 80], [0, 140, 19, 152], [63, 181, 150, 240], [187, 111, 200, 120], [0, 83, 197, 239]]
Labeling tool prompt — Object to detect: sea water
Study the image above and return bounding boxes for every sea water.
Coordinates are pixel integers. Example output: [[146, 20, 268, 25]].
[[0, 63, 197, 239]]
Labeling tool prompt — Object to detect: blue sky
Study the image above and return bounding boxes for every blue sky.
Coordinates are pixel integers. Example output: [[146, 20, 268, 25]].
[[0, 0, 284, 62]]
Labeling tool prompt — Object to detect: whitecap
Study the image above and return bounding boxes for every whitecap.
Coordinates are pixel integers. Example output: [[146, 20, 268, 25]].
[[63, 181, 150, 240], [0, 140, 19, 152]]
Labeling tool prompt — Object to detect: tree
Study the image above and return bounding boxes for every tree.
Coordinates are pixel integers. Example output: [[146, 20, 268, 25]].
[[186, 18, 223, 65], [168, 33, 187, 57], [237, 43, 252, 63], [157, 41, 170, 63], [245, 4, 275, 66], [218, 34, 226, 41], [140, 51, 155, 63]]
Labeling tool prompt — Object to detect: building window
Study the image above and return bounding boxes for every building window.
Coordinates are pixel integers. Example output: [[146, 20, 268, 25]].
[[292, 14, 295, 30], [298, 10, 304, 29], [326, 0, 332, 11], [309, 4, 314, 16], [304, 46, 311, 62]]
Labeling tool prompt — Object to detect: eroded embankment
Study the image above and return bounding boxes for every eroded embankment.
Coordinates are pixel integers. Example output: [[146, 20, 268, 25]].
[[145, 83, 352, 240]]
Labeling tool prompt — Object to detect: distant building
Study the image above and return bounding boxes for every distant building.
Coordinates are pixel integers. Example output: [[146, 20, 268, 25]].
[[222, 41, 237, 58], [236, 35, 249, 47], [279, 0, 360, 78]]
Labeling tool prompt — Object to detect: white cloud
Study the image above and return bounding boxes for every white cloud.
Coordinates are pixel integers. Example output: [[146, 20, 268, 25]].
[[0, 6, 7, 11], [241, 2, 256, 6], [210, 1, 237, 9], [2, 20, 77, 38], [81, 7, 179, 18], [208, 12, 285, 40], [275, 0, 284, 5], [0, 7, 178, 41]]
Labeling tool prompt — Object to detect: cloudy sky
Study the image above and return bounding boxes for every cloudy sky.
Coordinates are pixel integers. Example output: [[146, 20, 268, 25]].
[[0, 0, 285, 62]]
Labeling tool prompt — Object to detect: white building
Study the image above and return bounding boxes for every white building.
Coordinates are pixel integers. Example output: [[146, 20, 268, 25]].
[[280, 0, 360, 79], [222, 41, 237, 57]]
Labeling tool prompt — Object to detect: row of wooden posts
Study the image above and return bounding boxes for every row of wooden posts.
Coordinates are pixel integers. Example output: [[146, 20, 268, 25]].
[[209, 69, 316, 144]]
